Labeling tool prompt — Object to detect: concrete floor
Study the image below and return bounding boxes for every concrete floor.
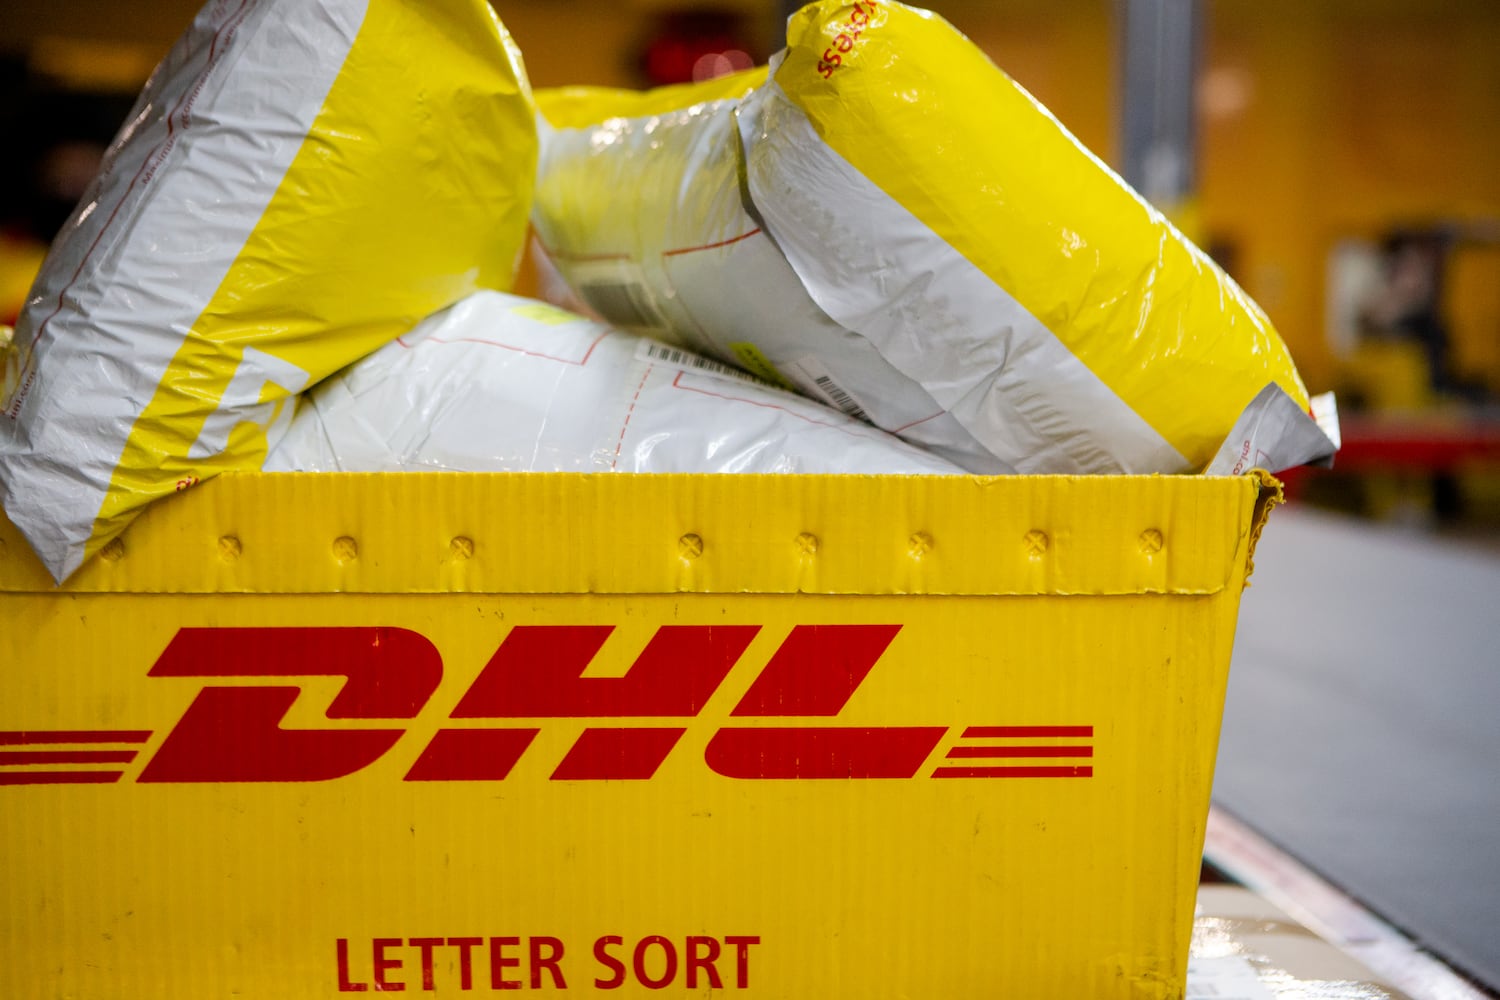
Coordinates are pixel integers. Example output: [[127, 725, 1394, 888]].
[[1212, 506, 1500, 993]]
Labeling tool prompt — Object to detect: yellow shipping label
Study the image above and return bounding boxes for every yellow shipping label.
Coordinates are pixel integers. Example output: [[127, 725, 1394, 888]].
[[0, 471, 1274, 998], [728, 341, 800, 392]]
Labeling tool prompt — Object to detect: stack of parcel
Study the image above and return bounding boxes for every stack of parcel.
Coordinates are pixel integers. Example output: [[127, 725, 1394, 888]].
[[0, 0, 1337, 997]]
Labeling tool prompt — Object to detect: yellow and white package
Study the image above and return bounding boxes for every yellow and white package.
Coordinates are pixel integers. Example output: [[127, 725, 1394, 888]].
[[535, 71, 1005, 475], [533, 0, 1337, 479], [265, 291, 963, 476], [0, 0, 536, 582]]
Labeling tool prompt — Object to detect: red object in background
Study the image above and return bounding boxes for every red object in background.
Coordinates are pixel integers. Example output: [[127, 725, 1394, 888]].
[[639, 10, 757, 86], [1277, 414, 1500, 501]]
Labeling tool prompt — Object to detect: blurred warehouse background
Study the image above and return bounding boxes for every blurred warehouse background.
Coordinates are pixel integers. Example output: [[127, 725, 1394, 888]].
[[1, 0, 1497, 992]]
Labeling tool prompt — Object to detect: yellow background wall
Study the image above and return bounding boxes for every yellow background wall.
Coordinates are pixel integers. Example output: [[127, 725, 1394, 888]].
[[1198, 1, 1500, 392]]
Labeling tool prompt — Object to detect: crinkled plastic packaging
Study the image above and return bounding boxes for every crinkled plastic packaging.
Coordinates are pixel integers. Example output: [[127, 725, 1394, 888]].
[[0, 0, 537, 582], [532, 0, 1338, 479], [264, 291, 964, 477], [535, 67, 1000, 474]]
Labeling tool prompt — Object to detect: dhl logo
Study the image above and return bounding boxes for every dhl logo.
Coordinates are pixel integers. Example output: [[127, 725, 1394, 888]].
[[0, 625, 1094, 785]]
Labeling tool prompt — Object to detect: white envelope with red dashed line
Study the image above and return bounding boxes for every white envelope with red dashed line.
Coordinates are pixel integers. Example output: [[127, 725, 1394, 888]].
[[264, 291, 964, 477]]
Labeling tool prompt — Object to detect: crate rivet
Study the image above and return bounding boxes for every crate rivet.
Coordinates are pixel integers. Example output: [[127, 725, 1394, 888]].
[[1023, 529, 1049, 557], [1138, 528, 1164, 555], [333, 536, 359, 563], [795, 532, 820, 556], [100, 537, 126, 563], [218, 535, 242, 562], [450, 536, 475, 560], [908, 532, 934, 559], [678, 533, 704, 560]]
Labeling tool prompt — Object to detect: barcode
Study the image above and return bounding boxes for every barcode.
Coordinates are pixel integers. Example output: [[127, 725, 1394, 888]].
[[582, 281, 663, 331], [813, 374, 871, 422], [638, 341, 768, 385]]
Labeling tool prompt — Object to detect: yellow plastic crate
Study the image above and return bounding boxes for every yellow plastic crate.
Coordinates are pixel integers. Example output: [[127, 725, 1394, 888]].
[[0, 471, 1278, 998]]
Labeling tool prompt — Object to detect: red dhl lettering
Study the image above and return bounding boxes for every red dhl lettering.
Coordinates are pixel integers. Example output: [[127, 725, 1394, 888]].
[[0, 625, 1096, 785]]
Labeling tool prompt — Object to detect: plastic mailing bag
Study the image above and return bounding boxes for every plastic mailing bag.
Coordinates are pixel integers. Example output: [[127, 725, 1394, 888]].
[[0, 0, 537, 582], [532, 0, 1338, 480], [534, 67, 1000, 473], [264, 291, 964, 476]]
